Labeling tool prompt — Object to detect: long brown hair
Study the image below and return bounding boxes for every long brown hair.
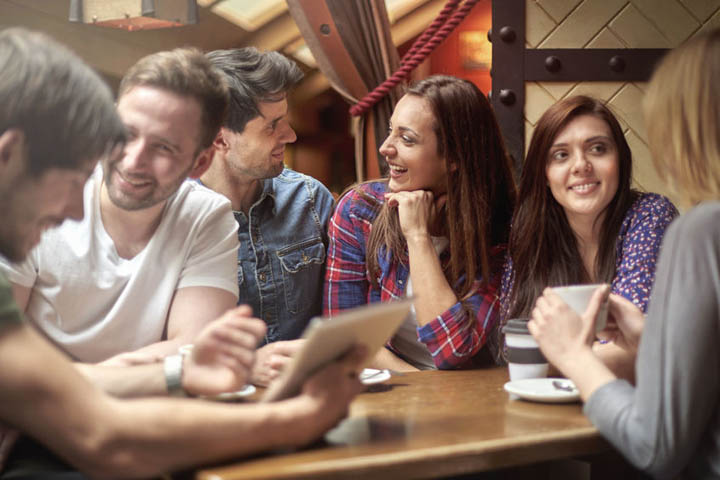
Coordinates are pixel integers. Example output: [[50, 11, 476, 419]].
[[506, 95, 638, 318], [363, 75, 516, 302]]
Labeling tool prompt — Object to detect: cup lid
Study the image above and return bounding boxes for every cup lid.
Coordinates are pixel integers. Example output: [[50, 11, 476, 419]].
[[502, 318, 530, 335]]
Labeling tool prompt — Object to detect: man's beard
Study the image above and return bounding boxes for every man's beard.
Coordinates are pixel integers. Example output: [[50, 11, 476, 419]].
[[103, 163, 190, 211]]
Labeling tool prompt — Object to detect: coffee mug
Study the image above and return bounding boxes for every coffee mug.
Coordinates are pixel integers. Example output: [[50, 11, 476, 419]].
[[502, 318, 548, 381], [552, 284, 608, 332]]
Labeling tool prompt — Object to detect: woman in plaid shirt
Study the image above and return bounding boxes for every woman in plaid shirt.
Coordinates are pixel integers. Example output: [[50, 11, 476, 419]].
[[324, 75, 517, 370]]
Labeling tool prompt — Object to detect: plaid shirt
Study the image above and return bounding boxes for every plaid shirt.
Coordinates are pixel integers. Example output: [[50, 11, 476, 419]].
[[324, 182, 504, 369]]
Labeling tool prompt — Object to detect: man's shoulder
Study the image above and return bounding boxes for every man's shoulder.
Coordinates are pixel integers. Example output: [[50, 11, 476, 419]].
[[275, 168, 327, 188], [273, 168, 333, 201], [170, 179, 232, 213]]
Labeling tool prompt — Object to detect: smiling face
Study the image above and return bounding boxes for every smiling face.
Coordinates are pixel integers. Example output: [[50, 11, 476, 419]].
[[224, 96, 296, 181], [545, 114, 620, 225], [379, 94, 447, 194], [2, 169, 92, 261], [103, 86, 207, 211], [0, 130, 96, 262]]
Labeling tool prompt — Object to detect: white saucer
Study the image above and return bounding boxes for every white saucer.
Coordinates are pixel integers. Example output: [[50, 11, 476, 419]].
[[504, 378, 580, 403], [204, 384, 257, 401], [360, 368, 392, 385]]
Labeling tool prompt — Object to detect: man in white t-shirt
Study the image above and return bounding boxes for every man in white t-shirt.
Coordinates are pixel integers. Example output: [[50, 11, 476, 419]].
[[0, 29, 364, 478], [0, 47, 241, 371]]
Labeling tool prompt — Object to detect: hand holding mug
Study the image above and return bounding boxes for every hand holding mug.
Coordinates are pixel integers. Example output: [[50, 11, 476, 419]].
[[597, 293, 644, 354], [529, 285, 610, 373]]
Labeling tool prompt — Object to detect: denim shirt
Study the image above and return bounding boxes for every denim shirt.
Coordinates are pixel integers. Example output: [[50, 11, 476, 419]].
[[231, 169, 334, 344]]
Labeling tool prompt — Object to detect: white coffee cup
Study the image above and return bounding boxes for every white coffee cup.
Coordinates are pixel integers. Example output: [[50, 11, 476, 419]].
[[552, 284, 608, 332], [502, 319, 548, 381]]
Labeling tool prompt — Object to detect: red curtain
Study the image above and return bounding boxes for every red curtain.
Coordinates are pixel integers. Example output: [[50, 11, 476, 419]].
[[287, 0, 402, 181]]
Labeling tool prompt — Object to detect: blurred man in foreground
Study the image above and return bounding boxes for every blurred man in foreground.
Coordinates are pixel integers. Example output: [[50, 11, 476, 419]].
[[0, 28, 364, 479]]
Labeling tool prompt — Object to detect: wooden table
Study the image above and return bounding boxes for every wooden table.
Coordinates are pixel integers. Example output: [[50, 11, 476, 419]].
[[195, 369, 612, 480]]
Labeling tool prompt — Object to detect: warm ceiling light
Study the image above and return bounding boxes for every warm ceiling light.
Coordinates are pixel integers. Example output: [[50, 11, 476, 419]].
[[69, 0, 198, 31]]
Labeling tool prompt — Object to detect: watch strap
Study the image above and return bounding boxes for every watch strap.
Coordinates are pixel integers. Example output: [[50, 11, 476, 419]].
[[164, 354, 187, 397]]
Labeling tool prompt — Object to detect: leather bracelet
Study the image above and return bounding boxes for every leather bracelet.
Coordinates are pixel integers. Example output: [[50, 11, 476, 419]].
[[164, 354, 187, 397]]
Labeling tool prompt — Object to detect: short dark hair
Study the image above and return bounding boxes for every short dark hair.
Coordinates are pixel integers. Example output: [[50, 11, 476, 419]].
[[0, 28, 125, 176], [206, 47, 303, 133], [119, 48, 229, 151]]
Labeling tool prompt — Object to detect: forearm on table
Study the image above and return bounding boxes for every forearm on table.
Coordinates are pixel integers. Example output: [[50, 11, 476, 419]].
[[371, 346, 418, 371], [30, 389, 317, 478], [74, 362, 166, 398], [119, 338, 187, 358], [406, 235, 457, 326], [1, 328, 319, 478], [66, 396, 317, 478]]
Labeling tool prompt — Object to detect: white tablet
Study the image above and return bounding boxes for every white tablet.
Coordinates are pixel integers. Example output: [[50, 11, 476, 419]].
[[260, 298, 412, 402]]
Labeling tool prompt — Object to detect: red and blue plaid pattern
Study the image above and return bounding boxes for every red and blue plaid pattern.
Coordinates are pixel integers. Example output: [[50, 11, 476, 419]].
[[324, 182, 504, 369]]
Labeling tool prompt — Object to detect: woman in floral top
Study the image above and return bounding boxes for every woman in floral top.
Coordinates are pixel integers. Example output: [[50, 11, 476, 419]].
[[501, 95, 677, 377]]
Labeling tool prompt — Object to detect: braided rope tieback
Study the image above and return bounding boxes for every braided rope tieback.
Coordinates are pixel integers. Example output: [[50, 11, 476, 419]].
[[349, 0, 480, 117]]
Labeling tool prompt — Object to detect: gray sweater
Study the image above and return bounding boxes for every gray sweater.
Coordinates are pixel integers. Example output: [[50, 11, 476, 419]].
[[585, 202, 720, 479]]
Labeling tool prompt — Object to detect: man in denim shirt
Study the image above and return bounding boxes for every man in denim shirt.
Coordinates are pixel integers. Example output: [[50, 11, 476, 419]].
[[202, 48, 334, 386]]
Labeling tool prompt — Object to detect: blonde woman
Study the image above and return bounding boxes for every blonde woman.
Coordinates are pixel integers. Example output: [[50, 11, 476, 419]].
[[529, 29, 720, 478]]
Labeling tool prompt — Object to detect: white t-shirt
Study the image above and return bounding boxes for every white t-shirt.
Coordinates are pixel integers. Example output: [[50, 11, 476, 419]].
[[0, 167, 239, 362], [391, 236, 449, 370]]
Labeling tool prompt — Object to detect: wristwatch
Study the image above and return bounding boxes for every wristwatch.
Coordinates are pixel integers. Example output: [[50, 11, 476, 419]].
[[164, 353, 187, 397]]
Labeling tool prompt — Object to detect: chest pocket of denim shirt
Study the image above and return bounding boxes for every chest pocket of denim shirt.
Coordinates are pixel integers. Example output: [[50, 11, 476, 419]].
[[277, 238, 325, 314]]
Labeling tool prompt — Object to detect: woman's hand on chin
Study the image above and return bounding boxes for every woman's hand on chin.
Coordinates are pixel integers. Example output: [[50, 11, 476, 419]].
[[385, 190, 440, 241]]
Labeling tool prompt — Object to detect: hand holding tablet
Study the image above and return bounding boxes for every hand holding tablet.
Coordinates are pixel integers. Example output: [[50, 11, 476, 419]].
[[261, 299, 412, 402]]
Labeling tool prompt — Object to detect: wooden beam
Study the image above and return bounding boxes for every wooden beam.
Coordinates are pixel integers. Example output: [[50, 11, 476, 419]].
[[390, 0, 445, 46], [491, 0, 526, 170], [244, 12, 300, 51], [525, 48, 668, 82], [0, 0, 155, 79]]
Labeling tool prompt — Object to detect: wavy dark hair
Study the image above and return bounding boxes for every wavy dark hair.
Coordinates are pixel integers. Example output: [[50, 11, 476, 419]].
[[360, 75, 516, 306], [506, 95, 639, 318], [206, 47, 303, 134]]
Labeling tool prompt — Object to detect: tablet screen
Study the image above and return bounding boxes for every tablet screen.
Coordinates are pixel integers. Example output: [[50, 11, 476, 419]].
[[261, 298, 412, 402]]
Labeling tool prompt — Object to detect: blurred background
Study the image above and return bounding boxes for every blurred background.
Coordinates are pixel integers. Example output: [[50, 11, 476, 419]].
[[0, 0, 492, 196]]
